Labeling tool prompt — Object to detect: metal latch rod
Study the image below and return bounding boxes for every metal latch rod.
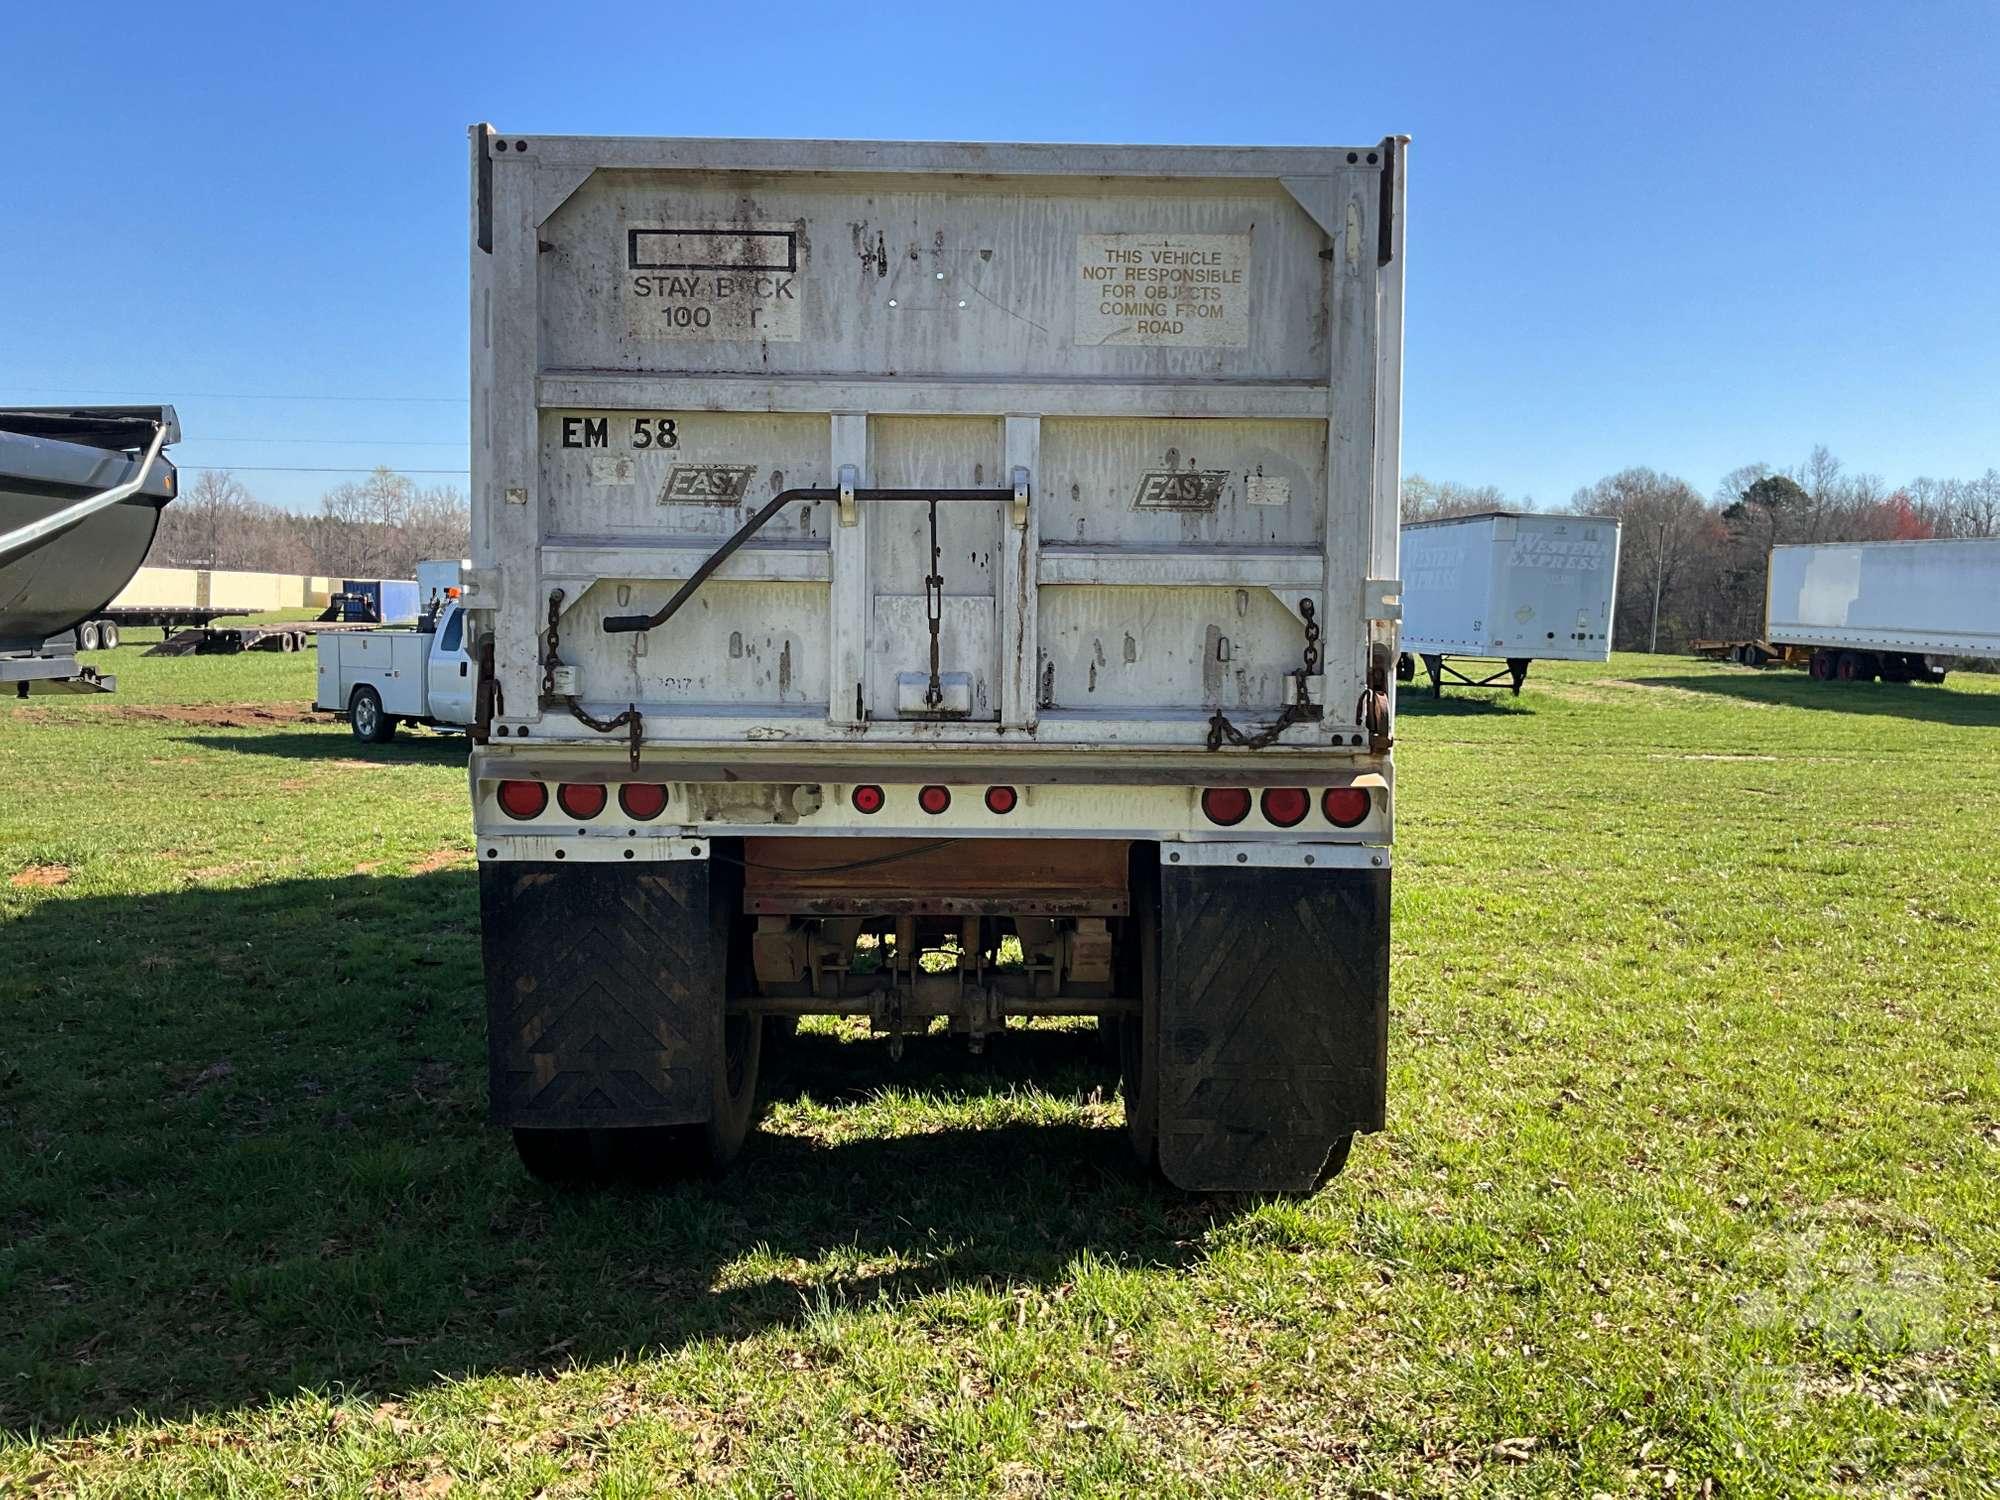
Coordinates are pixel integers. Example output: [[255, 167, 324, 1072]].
[[602, 484, 1022, 635]]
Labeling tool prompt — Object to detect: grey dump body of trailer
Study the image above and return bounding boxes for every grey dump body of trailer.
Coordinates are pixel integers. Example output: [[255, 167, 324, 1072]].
[[464, 129, 1407, 1192]]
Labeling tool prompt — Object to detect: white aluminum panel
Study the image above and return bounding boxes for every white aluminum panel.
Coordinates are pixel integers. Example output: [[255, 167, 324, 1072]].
[[1767, 539, 2000, 660]]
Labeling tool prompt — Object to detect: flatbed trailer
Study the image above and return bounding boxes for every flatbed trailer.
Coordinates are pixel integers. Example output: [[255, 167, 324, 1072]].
[[145, 618, 383, 656]]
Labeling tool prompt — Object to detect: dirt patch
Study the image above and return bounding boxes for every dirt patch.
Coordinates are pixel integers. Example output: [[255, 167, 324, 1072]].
[[188, 863, 256, 881], [410, 847, 470, 875], [9, 865, 71, 888], [113, 704, 321, 729]]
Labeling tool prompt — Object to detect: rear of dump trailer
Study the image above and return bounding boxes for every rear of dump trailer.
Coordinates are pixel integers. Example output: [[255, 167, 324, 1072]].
[[464, 128, 1407, 1192]]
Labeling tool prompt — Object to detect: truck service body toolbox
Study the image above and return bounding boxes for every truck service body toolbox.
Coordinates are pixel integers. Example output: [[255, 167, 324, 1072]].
[[464, 128, 1407, 1191], [1397, 511, 1621, 696]]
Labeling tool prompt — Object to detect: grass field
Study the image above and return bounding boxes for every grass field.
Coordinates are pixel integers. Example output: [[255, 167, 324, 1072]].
[[2, 646, 1997, 1497]]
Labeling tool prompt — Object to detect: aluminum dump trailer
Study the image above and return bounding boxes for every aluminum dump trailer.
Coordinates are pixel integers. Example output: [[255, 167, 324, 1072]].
[[0, 406, 179, 694], [463, 127, 1408, 1192], [1396, 511, 1621, 695], [1767, 538, 2000, 683]]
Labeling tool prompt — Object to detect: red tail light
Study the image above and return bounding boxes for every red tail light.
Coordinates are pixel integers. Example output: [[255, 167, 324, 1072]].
[[618, 782, 669, 820], [1260, 787, 1310, 827], [1323, 786, 1372, 827], [852, 784, 885, 814], [1201, 788, 1251, 827], [918, 785, 951, 815], [557, 782, 607, 819], [496, 780, 546, 820], [984, 785, 1018, 815]]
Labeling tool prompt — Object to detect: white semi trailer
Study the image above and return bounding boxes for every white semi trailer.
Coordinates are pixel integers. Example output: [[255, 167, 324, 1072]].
[[461, 127, 1408, 1192], [1766, 538, 2000, 683], [1396, 511, 1622, 695]]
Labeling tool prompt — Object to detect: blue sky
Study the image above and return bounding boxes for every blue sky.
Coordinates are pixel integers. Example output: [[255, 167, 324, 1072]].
[[4, 0, 1994, 511]]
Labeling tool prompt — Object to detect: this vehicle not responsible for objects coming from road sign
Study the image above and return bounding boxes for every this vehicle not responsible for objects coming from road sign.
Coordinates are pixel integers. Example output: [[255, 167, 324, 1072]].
[[460, 127, 1409, 1192]]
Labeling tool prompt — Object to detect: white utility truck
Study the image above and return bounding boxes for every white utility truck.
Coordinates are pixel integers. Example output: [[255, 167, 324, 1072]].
[[1396, 511, 1621, 695], [1766, 538, 2000, 683], [461, 127, 1408, 1192], [313, 578, 475, 741]]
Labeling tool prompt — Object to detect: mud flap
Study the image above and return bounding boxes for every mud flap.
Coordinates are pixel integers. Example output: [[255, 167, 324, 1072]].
[[1155, 862, 1389, 1192], [480, 860, 723, 1129]]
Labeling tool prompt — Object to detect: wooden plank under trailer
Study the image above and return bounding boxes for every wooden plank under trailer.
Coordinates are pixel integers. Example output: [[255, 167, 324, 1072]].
[[1689, 640, 1810, 668]]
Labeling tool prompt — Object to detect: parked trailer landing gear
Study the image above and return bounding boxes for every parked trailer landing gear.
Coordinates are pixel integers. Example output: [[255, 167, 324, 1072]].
[[1419, 653, 1532, 698]]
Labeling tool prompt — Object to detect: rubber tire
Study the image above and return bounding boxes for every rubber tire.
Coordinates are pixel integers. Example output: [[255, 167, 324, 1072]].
[[1836, 651, 1872, 683], [1880, 655, 1911, 684], [77, 622, 101, 652], [98, 622, 120, 651], [1810, 649, 1836, 681], [645, 1008, 763, 1180], [279, 632, 298, 652], [349, 685, 396, 743]]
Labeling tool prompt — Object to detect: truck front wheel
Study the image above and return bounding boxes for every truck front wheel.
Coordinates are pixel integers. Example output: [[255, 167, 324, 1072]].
[[349, 685, 396, 743]]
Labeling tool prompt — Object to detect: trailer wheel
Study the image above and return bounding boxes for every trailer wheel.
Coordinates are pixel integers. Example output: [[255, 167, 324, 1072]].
[[1836, 651, 1874, 683], [77, 622, 101, 652], [1809, 649, 1836, 681], [98, 622, 121, 651], [1880, 655, 1911, 684], [349, 685, 396, 743]]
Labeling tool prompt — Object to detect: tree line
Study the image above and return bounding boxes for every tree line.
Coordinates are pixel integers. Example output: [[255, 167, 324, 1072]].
[[1408, 449, 1999, 652], [146, 467, 471, 582]]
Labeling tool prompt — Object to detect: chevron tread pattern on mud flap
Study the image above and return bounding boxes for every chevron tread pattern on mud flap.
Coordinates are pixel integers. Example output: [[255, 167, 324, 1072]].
[[1157, 864, 1388, 1192], [481, 862, 720, 1128]]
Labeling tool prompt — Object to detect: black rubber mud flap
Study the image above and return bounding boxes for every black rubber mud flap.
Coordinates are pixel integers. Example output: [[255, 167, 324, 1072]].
[[481, 860, 723, 1130], [1156, 862, 1389, 1193]]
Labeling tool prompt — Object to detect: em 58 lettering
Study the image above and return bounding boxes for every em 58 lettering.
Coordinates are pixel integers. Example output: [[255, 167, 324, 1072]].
[[561, 416, 679, 450]]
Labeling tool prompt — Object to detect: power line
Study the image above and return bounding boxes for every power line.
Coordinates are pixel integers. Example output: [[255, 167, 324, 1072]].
[[6, 385, 467, 404], [183, 464, 470, 476]]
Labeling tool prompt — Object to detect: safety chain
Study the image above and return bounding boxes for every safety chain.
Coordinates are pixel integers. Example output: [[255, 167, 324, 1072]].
[[545, 590, 645, 771], [1205, 599, 1324, 752]]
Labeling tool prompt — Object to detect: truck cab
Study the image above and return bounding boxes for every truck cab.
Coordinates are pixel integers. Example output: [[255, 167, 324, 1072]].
[[314, 595, 475, 742]]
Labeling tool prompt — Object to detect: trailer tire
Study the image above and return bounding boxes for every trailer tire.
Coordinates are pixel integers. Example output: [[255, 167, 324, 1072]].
[[98, 622, 120, 651], [1836, 651, 1873, 683], [349, 685, 396, 743], [666, 1007, 763, 1175], [1809, 649, 1836, 681], [77, 622, 100, 652]]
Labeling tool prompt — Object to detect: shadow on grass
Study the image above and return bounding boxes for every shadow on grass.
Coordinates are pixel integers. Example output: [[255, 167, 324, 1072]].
[[0, 872, 1206, 1435], [1636, 671, 2000, 727], [182, 730, 470, 763], [1394, 689, 1533, 719]]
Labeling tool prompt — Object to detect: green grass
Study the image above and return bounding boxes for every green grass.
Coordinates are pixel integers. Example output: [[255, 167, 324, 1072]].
[[2, 647, 1997, 1496]]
